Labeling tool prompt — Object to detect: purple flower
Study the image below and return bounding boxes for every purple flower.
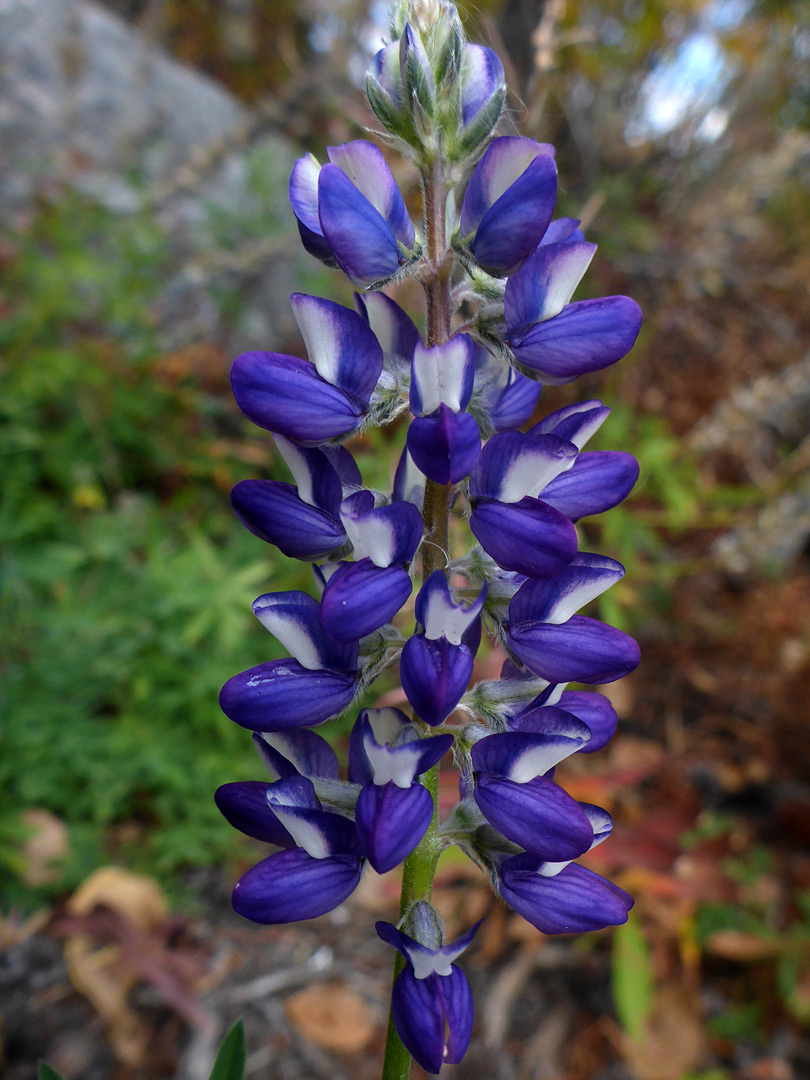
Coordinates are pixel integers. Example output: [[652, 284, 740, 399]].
[[504, 242, 643, 383], [231, 295, 383, 444], [469, 430, 580, 578], [460, 136, 557, 275], [494, 806, 633, 934], [231, 777, 364, 924], [407, 334, 481, 484], [459, 45, 505, 129], [230, 436, 355, 560], [508, 691, 619, 754], [473, 343, 542, 434], [354, 290, 420, 383], [376, 905, 480, 1074], [471, 716, 596, 859], [289, 141, 415, 285], [350, 708, 452, 872], [219, 592, 359, 730], [319, 490, 423, 640], [506, 555, 641, 684], [407, 405, 481, 485], [401, 573, 486, 725]]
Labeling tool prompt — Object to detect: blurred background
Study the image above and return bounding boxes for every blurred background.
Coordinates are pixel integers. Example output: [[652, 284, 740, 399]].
[[2, 0, 810, 1077]]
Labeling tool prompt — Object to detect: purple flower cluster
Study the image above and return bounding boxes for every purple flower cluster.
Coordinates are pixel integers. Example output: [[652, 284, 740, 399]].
[[217, 5, 642, 1072]]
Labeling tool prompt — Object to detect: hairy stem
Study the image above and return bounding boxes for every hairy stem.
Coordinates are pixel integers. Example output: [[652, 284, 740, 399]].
[[379, 159, 453, 1080]]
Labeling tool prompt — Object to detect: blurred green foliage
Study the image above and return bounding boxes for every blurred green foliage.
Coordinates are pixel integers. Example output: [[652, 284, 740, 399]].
[[611, 915, 655, 1041], [0, 191, 294, 906]]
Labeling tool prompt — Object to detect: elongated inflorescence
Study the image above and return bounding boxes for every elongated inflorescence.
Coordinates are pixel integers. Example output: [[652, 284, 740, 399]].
[[218, 2, 642, 1073]]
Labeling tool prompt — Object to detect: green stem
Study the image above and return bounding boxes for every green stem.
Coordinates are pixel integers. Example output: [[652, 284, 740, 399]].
[[379, 159, 453, 1080]]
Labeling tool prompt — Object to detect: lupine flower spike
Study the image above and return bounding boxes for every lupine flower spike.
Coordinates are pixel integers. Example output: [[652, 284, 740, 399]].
[[218, 0, 642, 1073]]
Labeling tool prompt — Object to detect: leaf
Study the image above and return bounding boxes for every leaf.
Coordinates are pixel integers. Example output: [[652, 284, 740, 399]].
[[285, 983, 376, 1052], [208, 1020, 247, 1080], [612, 916, 654, 1042], [38, 1065, 66, 1080]]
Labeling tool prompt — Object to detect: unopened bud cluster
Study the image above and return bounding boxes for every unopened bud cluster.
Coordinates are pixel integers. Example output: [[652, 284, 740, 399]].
[[367, 2, 505, 164], [218, 3, 642, 1073]]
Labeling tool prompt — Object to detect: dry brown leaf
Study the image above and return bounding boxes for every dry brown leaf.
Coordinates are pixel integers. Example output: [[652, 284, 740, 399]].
[[285, 982, 376, 1053], [63, 868, 170, 1066], [620, 984, 707, 1080], [705, 930, 781, 961], [21, 809, 69, 886]]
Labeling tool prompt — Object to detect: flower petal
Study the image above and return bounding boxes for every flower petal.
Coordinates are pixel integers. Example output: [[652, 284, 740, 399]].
[[460, 44, 505, 126], [470, 154, 559, 275], [504, 241, 596, 329], [471, 722, 591, 782], [460, 136, 555, 239], [220, 659, 358, 731], [539, 217, 585, 245], [215, 782, 294, 846], [489, 369, 542, 432], [510, 296, 643, 384], [320, 560, 413, 641], [469, 497, 578, 579], [474, 774, 594, 860], [436, 966, 475, 1066], [355, 781, 433, 873], [231, 351, 365, 444], [497, 859, 633, 935], [469, 431, 577, 503], [393, 446, 427, 507], [415, 570, 486, 645], [232, 848, 363, 924], [554, 691, 618, 753], [509, 553, 625, 625], [391, 967, 475, 1074], [252, 730, 340, 780], [400, 635, 474, 726], [353, 711, 452, 787], [339, 491, 423, 566], [273, 436, 344, 513], [410, 335, 475, 415], [528, 399, 610, 449], [230, 480, 345, 560], [539, 451, 639, 521], [355, 291, 420, 379], [391, 969, 446, 1074], [318, 164, 402, 285], [266, 777, 361, 860], [252, 590, 357, 671], [407, 405, 481, 485], [507, 614, 641, 685], [289, 294, 383, 402], [289, 153, 323, 236], [327, 141, 414, 249]]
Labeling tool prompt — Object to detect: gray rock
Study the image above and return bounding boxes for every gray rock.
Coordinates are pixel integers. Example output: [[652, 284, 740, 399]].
[[0, 0, 317, 351], [0, 0, 249, 212], [690, 355, 810, 574]]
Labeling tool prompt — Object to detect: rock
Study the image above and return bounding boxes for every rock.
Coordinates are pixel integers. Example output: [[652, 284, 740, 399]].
[[0, 0, 313, 352], [0, 0, 249, 214], [689, 354, 810, 574]]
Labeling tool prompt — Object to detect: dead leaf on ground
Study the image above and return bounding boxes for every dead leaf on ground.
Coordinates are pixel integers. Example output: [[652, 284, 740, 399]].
[[705, 930, 781, 961], [21, 808, 69, 886], [58, 867, 211, 1066], [617, 984, 707, 1080], [285, 982, 376, 1053], [63, 868, 168, 1066]]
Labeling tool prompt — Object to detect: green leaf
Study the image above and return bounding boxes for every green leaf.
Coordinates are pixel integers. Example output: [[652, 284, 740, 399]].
[[611, 917, 654, 1042], [38, 1065, 66, 1080], [208, 1019, 247, 1080]]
